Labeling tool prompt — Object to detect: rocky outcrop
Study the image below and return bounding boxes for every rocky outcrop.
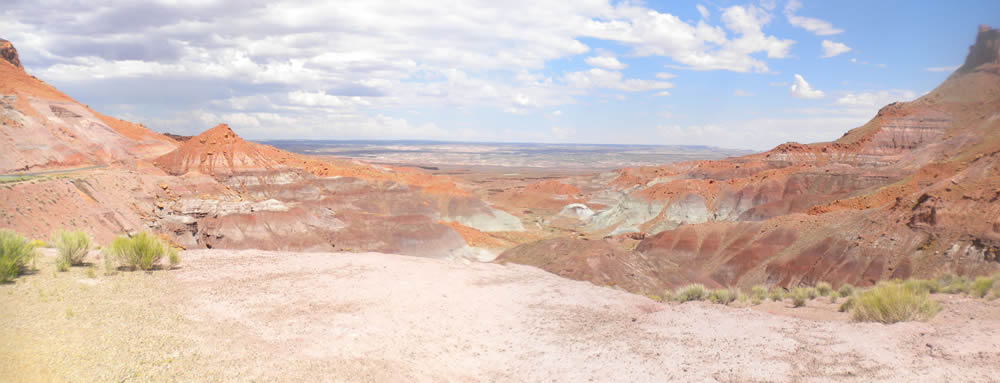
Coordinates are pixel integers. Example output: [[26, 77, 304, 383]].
[[0, 39, 22, 69], [958, 25, 1000, 73]]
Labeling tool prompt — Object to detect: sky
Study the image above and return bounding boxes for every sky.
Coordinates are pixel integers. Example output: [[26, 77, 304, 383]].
[[2, 1, 998, 150]]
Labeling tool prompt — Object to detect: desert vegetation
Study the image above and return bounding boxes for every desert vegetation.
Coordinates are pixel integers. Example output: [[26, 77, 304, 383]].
[[104, 232, 180, 271], [851, 282, 940, 323], [654, 272, 1000, 324], [51, 229, 90, 271], [0, 229, 36, 282]]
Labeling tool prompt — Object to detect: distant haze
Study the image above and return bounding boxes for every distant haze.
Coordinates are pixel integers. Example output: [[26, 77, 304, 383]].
[[265, 140, 753, 170]]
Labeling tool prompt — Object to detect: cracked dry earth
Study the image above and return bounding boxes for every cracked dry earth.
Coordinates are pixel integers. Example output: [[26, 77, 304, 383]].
[[2, 249, 1000, 382]]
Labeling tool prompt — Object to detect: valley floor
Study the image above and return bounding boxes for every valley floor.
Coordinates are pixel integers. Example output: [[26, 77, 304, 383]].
[[2, 249, 1000, 382]]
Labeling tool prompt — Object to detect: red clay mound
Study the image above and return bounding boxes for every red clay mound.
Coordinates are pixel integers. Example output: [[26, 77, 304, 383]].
[[155, 124, 284, 176]]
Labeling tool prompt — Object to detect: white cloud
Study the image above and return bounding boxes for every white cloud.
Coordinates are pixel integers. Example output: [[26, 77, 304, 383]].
[[5, 0, 807, 141], [733, 89, 755, 96], [696, 4, 710, 19], [835, 90, 917, 108], [784, 0, 843, 36], [924, 65, 959, 72], [789, 74, 825, 99], [820, 40, 851, 58], [564, 68, 673, 92], [584, 55, 626, 70], [590, 3, 794, 73]]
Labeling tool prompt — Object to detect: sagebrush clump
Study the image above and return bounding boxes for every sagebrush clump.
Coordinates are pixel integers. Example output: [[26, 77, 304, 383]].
[[675, 284, 707, 303], [707, 288, 737, 305], [851, 282, 940, 323], [971, 276, 994, 298], [838, 283, 855, 298], [769, 287, 786, 302], [52, 230, 91, 271], [0, 230, 36, 283], [815, 282, 832, 296], [105, 233, 179, 271], [791, 287, 809, 307]]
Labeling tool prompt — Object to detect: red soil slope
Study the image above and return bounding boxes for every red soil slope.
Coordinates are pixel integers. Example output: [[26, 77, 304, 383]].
[[500, 25, 1000, 294], [0, 39, 177, 172]]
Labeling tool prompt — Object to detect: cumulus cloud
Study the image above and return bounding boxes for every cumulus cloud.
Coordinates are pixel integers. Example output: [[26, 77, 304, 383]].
[[789, 74, 824, 99], [835, 90, 917, 107], [696, 4, 710, 19], [3, 0, 799, 139], [924, 65, 959, 72], [784, 0, 843, 36], [585, 55, 626, 70], [564, 68, 673, 92], [820, 40, 851, 58]]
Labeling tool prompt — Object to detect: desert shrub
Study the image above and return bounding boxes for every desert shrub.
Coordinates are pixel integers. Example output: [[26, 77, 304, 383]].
[[791, 287, 809, 307], [829, 291, 840, 303], [903, 279, 940, 294], [661, 289, 675, 302], [851, 282, 940, 323], [839, 296, 855, 312], [0, 230, 36, 282], [708, 288, 737, 305], [675, 284, 707, 303], [769, 287, 786, 301], [750, 285, 767, 300], [941, 277, 970, 294], [815, 282, 832, 296], [971, 276, 994, 298], [805, 287, 819, 299], [106, 233, 179, 271], [838, 283, 855, 298], [52, 230, 90, 269]]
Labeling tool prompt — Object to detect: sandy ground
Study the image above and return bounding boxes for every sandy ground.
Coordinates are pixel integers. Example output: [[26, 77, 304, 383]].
[[2, 249, 1000, 382]]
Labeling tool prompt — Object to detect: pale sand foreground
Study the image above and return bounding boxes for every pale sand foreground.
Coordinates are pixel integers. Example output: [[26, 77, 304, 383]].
[[2, 249, 1000, 382]]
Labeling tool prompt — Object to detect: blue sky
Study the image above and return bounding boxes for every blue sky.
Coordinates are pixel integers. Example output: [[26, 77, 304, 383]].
[[3, 0, 998, 150]]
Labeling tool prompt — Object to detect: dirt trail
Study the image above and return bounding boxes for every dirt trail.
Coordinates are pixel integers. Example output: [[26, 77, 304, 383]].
[[2, 249, 999, 382]]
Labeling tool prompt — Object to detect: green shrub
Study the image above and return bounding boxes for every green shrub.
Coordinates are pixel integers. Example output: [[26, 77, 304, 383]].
[[105, 233, 179, 271], [851, 282, 940, 323], [815, 282, 832, 296], [661, 289, 675, 302], [791, 287, 809, 307], [829, 291, 840, 304], [903, 279, 940, 294], [941, 277, 970, 294], [805, 287, 819, 299], [675, 284, 707, 303], [838, 283, 855, 298], [751, 285, 767, 300], [839, 296, 855, 312], [971, 276, 994, 298], [708, 288, 737, 305], [769, 287, 786, 301], [0, 230, 37, 282], [52, 230, 91, 268]]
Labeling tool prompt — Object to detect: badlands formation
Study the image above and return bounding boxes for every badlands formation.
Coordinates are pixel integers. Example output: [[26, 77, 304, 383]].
[[1, 26, 1000, 381]]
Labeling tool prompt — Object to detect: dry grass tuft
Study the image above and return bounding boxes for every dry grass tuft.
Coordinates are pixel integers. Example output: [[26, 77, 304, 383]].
[[851, 282, 940, 323]]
